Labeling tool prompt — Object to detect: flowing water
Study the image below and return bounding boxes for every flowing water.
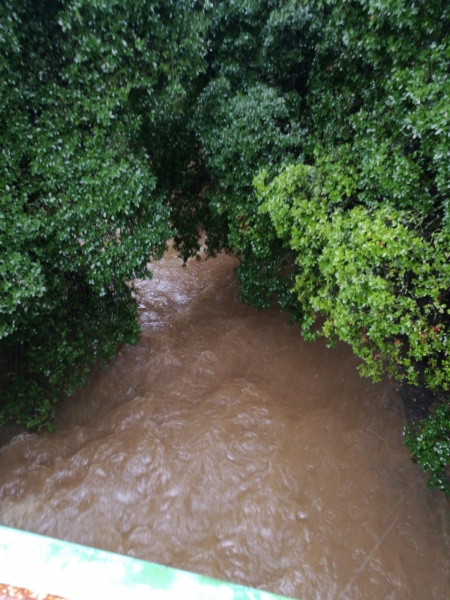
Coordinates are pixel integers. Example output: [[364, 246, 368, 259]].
[[0, 247, 448, 599]]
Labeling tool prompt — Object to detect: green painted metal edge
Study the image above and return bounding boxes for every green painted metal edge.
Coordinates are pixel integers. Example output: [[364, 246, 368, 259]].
[[0, 526, 292, 599]]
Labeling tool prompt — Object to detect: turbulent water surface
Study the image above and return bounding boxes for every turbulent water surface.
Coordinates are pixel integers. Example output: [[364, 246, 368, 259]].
[[0, 247, 448, 599]]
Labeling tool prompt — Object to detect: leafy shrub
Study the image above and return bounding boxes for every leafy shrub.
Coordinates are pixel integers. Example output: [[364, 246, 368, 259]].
[[0, 0, 208, 428], [404, 401, 450, 494], [256, 163, 450, 393]]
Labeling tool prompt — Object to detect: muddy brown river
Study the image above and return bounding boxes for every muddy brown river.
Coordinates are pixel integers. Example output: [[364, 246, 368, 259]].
[[0, 247, 448, 599]]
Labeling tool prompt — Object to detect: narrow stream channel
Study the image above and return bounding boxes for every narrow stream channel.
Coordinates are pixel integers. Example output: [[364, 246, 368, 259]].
[[0, 247, 448, 599]]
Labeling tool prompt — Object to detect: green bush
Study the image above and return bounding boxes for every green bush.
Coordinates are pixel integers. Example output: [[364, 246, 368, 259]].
[[256, 163, 450, 392], [404, 401, 450, 494], [0, 0, 208, 428], [196, 0, 450, 492]]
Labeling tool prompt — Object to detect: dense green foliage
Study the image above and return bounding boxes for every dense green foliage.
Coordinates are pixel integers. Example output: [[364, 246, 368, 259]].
[[1, 0, 448, 490], [405, 399, 450, 494], [193, 0, 450, 390], [189, 0, 450, 491], [0, 0, 208, 426]]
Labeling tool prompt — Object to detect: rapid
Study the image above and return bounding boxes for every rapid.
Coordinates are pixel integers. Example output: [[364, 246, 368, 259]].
[[0, 247, 448, 599]]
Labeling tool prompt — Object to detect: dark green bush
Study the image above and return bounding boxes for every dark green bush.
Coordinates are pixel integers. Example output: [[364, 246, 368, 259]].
[[404, 401, 450, 494]]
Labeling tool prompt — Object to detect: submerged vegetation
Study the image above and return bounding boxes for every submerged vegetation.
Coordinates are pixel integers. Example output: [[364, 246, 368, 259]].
[[1, 0, 449, 491]]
